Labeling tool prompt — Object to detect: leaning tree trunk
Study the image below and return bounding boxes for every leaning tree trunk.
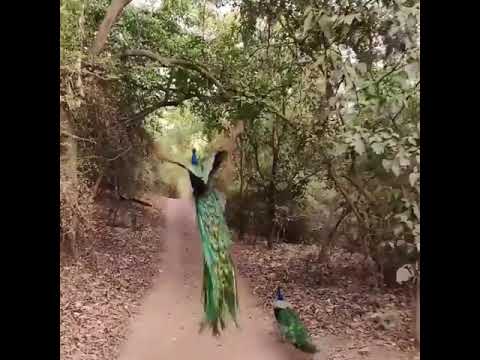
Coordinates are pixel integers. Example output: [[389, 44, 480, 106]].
[[89, 0, 134, 57]]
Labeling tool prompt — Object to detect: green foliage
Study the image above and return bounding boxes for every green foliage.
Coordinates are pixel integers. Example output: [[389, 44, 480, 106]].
[[60, 0, 86, 64], [217, 0, 420, 279], [60, 0, 420, 280]]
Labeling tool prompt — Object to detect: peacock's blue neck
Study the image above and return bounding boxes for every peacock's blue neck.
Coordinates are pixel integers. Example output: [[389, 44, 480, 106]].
[[192, 152, 199, 166], [276, 287, 284, 301]]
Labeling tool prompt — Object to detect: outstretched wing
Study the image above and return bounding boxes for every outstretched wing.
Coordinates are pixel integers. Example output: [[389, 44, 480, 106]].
[[162, 151, 228, 197]]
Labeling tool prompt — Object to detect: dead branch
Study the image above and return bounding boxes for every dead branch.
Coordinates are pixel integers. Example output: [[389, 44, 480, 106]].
[[61, 130, 96, 144], [83, 145, 132, 162]]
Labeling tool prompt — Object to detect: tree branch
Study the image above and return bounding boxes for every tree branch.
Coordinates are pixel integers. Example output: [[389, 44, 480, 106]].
[[358, 62, 405, 93], [83, 145, 132, 162], [121, 49, 227, 94], [390, 81, 420, 126], [246, 128, 267, 182], [342, 174, 376, 205], [61, 131, 96, 144], [327, 162, 365, 230], [90, 0, 134, 57], [124, 93, 197, 126]]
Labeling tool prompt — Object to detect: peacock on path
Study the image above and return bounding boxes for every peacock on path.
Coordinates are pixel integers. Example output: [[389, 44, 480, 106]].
[[273, 287, 318, 353], [163, 149, 239, 336]]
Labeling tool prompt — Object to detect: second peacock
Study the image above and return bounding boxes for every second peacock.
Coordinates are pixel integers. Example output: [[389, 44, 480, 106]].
[[273, 287, 318, 353]]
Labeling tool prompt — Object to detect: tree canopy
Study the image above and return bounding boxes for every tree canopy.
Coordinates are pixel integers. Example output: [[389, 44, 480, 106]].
[[60, 0, 420, 283]]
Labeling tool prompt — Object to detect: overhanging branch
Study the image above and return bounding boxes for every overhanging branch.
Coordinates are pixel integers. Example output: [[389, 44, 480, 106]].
[[90, 0, 134, 57], [121, 49, 227, 94], [124, 92, 199, 127]]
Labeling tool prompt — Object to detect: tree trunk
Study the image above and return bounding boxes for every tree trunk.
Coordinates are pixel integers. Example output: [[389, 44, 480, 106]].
[[267, 194, 275, 249], [60, 107, 79, 256], [89, 0, 134, 57], [415, 275, 420, 348], [327, 162, 370, 259], [318, 206, 351, 262], [267, 120, 278, 249], [92, 171, 105, 199], [238, 135, 246, 241]]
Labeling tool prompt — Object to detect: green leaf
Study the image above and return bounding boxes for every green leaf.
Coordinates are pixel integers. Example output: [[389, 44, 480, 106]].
[[303, 8, 315, 35], [397, 148, 410, 167], [391, 158, 401, 177], [380, 131, 392, 139], [409, 172, 419, 187], [396, 264, 414, 284], [345, 62, 358, 83], [382, 159, 392, 171], [371, 142, 386, 154], [328, 96, 337, 107], [353, 133, 365, 155], [412, 202, 420, 220], [406, 14, 417, 28], [333, 142, 349, 156], [356, 62, 367, 75], [393, 225, 404, 236], [343, 13, 360, 25], [405, 62, 419, 81], [318, 13, 332, 39]]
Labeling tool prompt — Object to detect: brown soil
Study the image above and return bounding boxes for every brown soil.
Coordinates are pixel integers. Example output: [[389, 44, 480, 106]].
[[61, 194, 418, 360], [117, 197, 310, 360]]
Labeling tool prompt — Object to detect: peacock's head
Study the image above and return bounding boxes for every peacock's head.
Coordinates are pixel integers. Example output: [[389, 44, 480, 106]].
[[273, 287, 291, 310], [275, 287, 284, 301]]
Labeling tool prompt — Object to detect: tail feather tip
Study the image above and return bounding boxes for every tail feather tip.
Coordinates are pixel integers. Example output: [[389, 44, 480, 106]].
[[298, 342, 318, 354]]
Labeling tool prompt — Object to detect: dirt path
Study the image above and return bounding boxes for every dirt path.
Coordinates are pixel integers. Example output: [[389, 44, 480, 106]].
[[60, 193, 416, 360], [117, 197, 311, 360]]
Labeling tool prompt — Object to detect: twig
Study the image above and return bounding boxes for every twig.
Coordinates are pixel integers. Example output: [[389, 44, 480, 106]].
[[391, 81, 420, 125], [358, 62, 405, 93], [342, 174, 376, 205], [83, 146, 132, 162], [61, 131, 96, 144], [107, 145, 132, 161], [119, 194, 153, 207]]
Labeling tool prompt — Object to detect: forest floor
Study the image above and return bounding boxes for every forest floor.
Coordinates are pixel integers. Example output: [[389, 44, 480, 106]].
[[60, 194, 420, 360]]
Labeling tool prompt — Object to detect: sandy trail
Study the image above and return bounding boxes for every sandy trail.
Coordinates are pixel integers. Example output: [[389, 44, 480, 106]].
[[118, 196, 309, 360]]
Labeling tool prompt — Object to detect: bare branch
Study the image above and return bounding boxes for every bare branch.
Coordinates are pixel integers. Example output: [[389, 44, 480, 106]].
[[61, 131, 96, 144], [327, 161, 366, 230], [83, 146, 132, 162], [342, 174, 376, 205]]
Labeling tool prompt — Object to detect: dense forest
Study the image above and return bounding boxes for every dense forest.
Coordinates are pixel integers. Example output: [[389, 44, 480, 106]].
[[60, 0, 420, 359]]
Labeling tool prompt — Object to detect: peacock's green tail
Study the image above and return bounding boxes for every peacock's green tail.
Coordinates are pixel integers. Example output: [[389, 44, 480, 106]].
[[161, 151, 239, 336], [196, 189, 239, 335], [276, 307, 317, 353]]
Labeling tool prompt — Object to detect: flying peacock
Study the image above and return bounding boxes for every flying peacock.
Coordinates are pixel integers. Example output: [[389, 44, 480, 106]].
[[273, 287, 318, 353], [162, 148, 239, 336]]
